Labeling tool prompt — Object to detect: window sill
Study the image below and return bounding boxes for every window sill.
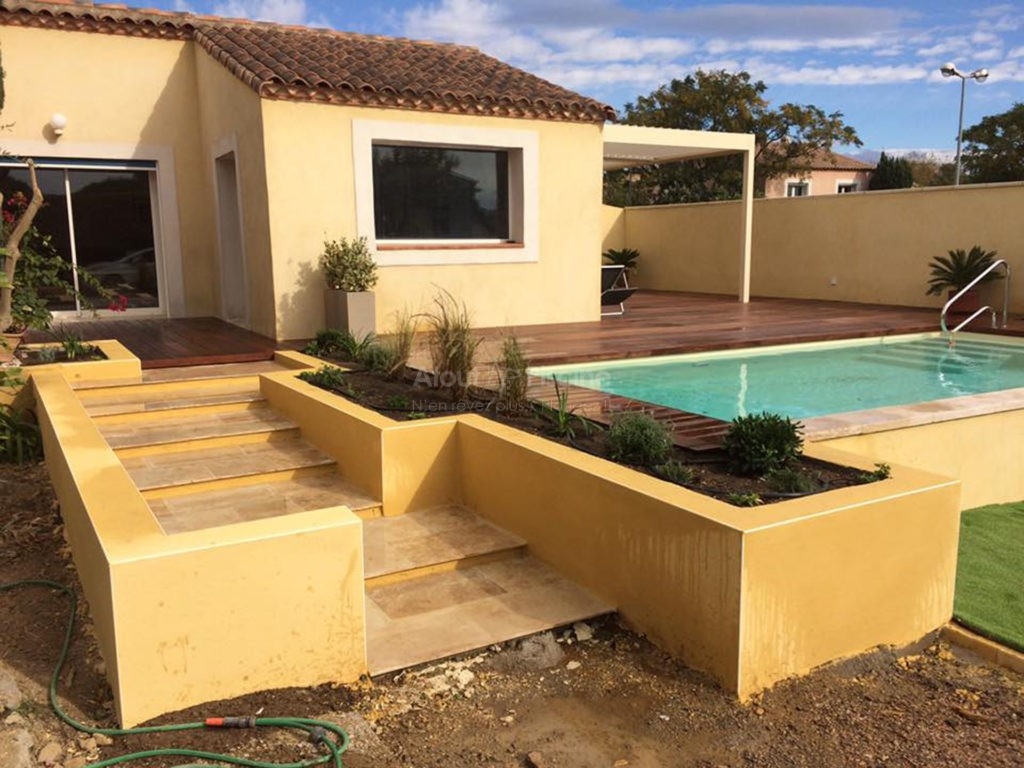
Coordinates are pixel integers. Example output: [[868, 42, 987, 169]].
[[377, 242, 524, 252], [374, 241, 537, 267]]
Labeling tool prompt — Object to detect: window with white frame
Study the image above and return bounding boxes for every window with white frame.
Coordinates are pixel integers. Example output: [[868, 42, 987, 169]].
[[353, 120, 538, 266], [786, 181, 809, 197], [837, 182, 859, 194]]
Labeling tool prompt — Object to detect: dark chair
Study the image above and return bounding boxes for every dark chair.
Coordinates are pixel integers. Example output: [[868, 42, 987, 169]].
[[601, 264, 637, 316]]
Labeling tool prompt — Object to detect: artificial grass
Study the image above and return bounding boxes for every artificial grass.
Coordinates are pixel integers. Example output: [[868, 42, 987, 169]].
[[953, 501, 1024, 653]]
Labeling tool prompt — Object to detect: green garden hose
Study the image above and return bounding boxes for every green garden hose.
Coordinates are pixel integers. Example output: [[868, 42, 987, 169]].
[[0, 579, 350, 768]]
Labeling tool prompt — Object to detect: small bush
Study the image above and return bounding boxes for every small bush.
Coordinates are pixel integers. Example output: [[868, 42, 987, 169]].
[[859, 462, 892, 483], [425, 289, 480, 401], [654, 460, 694, 485], [496, 335, 529, 414], [607, 411, 673, 467], [359, 342, 395, 373], [298, 365, 356, 397], [534, 377, 591, 441], [765, 467, 815, 494], [726, 492, 763, 507], [320, 237, 378, 292], [0, 406, 42, 464], [303, 329, 376, 361], [723, 412, 803, 477]]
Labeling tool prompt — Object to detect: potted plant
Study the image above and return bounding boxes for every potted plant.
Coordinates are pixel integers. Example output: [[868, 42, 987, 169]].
[[926, 246, 1002, 313], [602, 247, 640, 280], [320, 236, 378, 339]]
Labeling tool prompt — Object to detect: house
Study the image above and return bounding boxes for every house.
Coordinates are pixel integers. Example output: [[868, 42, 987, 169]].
[[763, 148, 874, 198], [0, 0, 756, 341]]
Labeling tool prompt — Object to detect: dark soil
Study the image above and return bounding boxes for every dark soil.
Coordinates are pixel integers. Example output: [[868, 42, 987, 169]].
[[2, 463, 1024, 767], [301, 366, 872, 505], [17, 344, 106, 366]]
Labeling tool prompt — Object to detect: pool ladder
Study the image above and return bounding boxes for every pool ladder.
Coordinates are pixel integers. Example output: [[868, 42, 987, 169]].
[[940, 259, 1011, 341]]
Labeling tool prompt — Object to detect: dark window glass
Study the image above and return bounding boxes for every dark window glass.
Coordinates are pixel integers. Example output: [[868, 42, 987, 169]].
[[69, 170, 157, 307], [0, 166, 157, 311], [0, 167, 76, 310], [372, 145, 509, 240]]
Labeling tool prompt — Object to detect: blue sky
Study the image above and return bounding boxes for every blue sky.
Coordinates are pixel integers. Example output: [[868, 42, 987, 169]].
[[165, 0, 1023, 157]]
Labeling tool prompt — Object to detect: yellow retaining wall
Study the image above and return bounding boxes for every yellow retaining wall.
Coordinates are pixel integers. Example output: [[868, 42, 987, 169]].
[[823, 407, 1024, 509], [453, 416, 959, 698], [1, 341, 139, 407], [33, 369, 366, 727], [618, 182, 1024, 310]]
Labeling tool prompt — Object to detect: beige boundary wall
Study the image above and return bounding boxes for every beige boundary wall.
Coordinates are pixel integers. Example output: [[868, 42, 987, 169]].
[[610, 183, 1024, 311], [36, 349, 960, 723]]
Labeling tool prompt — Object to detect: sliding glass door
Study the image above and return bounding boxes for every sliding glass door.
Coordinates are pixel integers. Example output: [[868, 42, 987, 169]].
[[0, 159, 159, 313]]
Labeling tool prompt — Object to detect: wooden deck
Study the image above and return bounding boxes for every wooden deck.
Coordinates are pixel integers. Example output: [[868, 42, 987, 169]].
[[29, 292, 1023, 372], [26, 317, 278, 369]]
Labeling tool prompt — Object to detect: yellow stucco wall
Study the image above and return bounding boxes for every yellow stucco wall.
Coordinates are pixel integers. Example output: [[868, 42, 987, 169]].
[[33, 367, 367, 727], [259, 101, 605, 340], [601, 205, 626, 253], [823, 408, 1024, 509], [738, 452, 960, 697], [192, 48, 276, 337], [624, 183, 1024, 310], [0, 25, 218, 317]]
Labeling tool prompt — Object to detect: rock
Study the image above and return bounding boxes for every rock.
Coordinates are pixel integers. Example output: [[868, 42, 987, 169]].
[[526, 751, 547, 768], [0, 729, 34, 768], [573, 621, 594, 642], [566, 660, 581, 671], [453, 669, 475, 688], [614, 760, 630, 767], [77, 735, 98, 751], [66, 757, 89, 768], [93, 733, 114, 747], [515, 633, 564, 670], [3, 712, 26, 726], [0, 670, 23, 710], [36, 742, 63, 765]]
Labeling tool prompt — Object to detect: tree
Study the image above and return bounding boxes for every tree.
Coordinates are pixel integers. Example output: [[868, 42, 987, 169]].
[[961, 102, 1024, 183], [604, 70, 861, 205], [902, 152, 956, 187], [868, 152, 913, 190], [0, 47, 45, 335]]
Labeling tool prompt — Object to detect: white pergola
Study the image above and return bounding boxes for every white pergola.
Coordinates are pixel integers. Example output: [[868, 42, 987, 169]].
[[602, 123, 755, 302]]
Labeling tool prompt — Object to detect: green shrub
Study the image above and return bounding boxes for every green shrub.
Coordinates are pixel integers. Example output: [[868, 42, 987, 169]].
[[726, 492, 763, 507], [297, 365, 356, 397], [303, 329, 375, 361], [496, 334, 529, 414], [607, 411, 673, 467], [320, 237, 378, 292], [859, 462, 892, 483], [765, 467, 815, 494], [654, 460, 694, 485], [425, 289, 480, 401], [0, 406, 42, 463], [723, 412, 803, 476], [358, 342, 394, 373]]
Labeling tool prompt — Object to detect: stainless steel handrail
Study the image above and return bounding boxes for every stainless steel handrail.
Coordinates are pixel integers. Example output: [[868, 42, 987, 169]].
[[940, 259, 1011, 334]]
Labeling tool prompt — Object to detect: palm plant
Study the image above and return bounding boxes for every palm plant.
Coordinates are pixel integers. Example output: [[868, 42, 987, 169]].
[[926, 246, 1002, 296]]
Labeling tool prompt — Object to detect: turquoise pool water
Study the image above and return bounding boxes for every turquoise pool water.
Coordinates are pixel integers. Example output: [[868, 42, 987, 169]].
[[531, 334, 1024, 422]]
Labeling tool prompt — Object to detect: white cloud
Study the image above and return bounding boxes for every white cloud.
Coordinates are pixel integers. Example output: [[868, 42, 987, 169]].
[[213, 0, 308, 24]]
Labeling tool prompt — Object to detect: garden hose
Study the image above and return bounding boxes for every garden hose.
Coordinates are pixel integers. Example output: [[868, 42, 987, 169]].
[[0, 579, 350, 768]]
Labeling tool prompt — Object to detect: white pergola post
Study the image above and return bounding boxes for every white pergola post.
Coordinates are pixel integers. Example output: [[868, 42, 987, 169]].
[[738, 144, 755, 303]]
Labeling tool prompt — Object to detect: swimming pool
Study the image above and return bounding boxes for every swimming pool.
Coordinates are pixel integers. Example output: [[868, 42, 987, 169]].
[[531, 333, 1024, 422]]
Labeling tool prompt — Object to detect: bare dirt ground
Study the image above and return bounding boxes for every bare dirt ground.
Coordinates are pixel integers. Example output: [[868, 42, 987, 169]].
[[2, 461, 1023, 768]]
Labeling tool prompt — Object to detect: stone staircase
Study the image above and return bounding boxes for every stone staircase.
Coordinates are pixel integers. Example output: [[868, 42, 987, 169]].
[[78, 361, 612, 674]]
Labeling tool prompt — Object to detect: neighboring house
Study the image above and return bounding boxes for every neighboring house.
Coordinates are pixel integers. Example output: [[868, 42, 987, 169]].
[[0, 0, 755, 340], [763, 149, 875, 199]]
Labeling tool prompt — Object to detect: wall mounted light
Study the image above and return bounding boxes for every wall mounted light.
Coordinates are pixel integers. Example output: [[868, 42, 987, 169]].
[[49, 113, 68, 137]]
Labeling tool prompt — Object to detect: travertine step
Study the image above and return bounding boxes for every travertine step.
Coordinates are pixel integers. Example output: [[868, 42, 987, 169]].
[[122, 439, 338, 497], [366, 556, 612, 674], [363, 505, 527, 586], [148, 474, 383, 534], [140, 360, 284, 383], [83, 384, 265, 420], [100, 407, 299, 454]]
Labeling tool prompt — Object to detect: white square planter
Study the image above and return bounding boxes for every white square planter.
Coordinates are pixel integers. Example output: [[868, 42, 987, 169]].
[[324, 290, 376, 339]]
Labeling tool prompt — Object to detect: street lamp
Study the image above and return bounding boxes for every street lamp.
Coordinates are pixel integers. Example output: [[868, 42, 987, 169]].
[[940, 62, 988, 185]]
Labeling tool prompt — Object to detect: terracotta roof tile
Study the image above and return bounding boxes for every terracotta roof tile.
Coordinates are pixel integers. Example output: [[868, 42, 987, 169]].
[[799, 148, 875, 171], [0, 0, 614, 123]]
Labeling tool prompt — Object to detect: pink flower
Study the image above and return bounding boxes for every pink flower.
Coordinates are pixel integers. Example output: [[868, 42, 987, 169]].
[[107, 294, 129, 312]]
